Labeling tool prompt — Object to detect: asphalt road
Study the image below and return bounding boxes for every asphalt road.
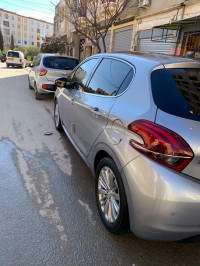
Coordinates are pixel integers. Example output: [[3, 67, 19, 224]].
[[0, 62, 200, 266]]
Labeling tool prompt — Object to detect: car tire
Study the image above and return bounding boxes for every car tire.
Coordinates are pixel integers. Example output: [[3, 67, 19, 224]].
[[35, 84, 42, 100], [28, 77, 33, 90], [54, 100, 63, 131], [95, 157, 129, 234], [6, 64, 9, 68]]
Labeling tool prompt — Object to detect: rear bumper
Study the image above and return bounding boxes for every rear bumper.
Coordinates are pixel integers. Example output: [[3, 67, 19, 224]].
[[123, 155, 200, 241], [37, 78, 56, 94], [7, 62, 22, 67]]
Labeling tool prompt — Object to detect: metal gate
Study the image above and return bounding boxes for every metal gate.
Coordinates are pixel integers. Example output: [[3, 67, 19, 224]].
[[113, 25, 133, 52], [99, 32, 111, 53]]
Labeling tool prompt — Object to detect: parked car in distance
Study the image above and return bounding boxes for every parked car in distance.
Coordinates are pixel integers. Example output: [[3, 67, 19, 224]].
[[6, 50, 25, 68], [28, 54, 79, 100], [1, 54, 6, 62], [54, 52, 200, 242]]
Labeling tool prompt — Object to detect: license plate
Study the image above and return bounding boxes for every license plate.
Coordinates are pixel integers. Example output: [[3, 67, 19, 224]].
[[8, 58, 13, 60]]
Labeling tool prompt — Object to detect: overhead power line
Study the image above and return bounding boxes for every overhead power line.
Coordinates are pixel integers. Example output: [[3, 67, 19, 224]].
[[18, 0, 51, 7], [0, 0, 54, 14]]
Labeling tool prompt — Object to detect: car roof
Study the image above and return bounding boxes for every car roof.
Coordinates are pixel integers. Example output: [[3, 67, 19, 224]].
[[92, 51, 200, 68], [40, 53, 78, 60]]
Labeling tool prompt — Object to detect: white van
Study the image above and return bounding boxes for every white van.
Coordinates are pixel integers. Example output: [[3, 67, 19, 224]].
[[6, 50, 26, 68]]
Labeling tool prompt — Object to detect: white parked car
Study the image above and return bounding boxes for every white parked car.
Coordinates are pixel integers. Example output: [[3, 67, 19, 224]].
[[6, 50, 26, 68]]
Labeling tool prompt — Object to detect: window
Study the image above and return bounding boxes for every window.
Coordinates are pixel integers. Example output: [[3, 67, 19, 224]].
[[37, 29, 40, 33], [24, 19, 27, 23], [70, 59, 99, 92], [7, 51, 19, 58], [3, 21, 9, 27], [32, 42, 34, 45], [151, 68, 200, 122], [12, 15, 14, 20], [43, 57, 79, 70], [87, 59, 132, 95], [46, 25, 49, 29], [3, 28, 10, 35], [18, 32, 21, 36], [37, 42, 40, 47], [116, 69, 134, 95], [24, 41, 27, 44], [18, 40, 21, 43], [18, 25, 20, 29], [24, 26, 27, 30], [36, 22, 40, 27], [18, 17, 21, 21]]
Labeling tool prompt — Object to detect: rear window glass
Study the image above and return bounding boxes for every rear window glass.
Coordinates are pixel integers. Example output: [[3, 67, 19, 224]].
[[7, 52, 19, 58], [43, 56, 78, 70], [151, 68, 200, 121]]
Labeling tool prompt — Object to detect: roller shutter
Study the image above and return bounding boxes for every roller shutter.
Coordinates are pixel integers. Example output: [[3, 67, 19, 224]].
[[113, 25, 133, 52], [138, 29, 172, 54], [138, 38, 172, 54], [99, 32, 111, 53]]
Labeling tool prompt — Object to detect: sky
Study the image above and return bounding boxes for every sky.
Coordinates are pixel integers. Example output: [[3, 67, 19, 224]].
[[0, 0, 60, 23]]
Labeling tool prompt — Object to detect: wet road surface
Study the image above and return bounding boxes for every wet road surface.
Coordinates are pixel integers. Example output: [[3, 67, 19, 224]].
[[0, 63, 200, 266]]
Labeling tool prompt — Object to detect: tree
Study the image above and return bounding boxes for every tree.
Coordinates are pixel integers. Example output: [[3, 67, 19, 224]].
[[0, 29, 4, 51], [10, 35, 14, 50], [64, 0, 135, 53], [25, 46, 40, 60], [41, 35, 74, 54]]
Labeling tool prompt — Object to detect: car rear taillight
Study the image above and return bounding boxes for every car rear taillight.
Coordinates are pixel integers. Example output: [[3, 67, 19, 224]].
[[38, 68, 47, 76], [42, 84, 47, 89], [20, 59, 22, 62], [5, 57, 7, 61], [128, 120, 194, 171]]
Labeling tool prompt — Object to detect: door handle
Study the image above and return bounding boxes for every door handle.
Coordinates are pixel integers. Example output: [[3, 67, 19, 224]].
[[70, 99, 75, 105], [91, 107, 101, 117]]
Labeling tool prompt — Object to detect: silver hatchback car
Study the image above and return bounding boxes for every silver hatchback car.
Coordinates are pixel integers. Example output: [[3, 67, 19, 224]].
[[54, 52, 200, 242], [28, 53, 78, 100]]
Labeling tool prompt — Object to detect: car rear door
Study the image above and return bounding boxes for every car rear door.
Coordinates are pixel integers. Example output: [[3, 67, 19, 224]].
[[29, 55, 41, 87], [66, 57, 133, 158]]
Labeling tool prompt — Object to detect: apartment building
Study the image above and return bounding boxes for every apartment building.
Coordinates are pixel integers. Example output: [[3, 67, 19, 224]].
[[0, 8, 53, 48], [54, 0, 200, 60], [54, 0, 80, 58]]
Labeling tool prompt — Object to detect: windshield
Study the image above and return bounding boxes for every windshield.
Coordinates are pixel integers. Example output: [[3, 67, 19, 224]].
[[151, 68, 200, 122], [43, 56, 78, 70], [7, 52, 19, 58]]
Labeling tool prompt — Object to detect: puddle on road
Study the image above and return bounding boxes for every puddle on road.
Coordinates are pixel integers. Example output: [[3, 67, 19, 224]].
[[1, 138, 69, 252]]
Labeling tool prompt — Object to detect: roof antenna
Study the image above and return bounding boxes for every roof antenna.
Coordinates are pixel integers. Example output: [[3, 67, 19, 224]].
[[185, 44, 200, 59]]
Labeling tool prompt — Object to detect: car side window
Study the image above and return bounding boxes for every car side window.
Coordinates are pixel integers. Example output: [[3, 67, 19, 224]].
[[69, 58, 99, 91], [87, 58, 132, 96], [116, 69, 134, 95]]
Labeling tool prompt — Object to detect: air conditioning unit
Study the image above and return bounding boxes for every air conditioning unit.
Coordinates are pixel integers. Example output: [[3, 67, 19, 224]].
[[138, 0, 150, 8]]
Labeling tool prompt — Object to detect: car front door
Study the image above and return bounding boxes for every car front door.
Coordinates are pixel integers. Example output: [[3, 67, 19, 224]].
[[58, 58, 100, 137], [67, 58, 133, 158]]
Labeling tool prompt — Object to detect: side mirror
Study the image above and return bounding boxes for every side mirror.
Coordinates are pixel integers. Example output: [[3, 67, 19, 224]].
[[55, 78, 74, 89], [55, 77, 67, 88]]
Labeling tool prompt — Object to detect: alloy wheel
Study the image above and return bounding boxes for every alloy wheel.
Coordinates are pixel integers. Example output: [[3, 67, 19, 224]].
[[98, 166, 120, 223]]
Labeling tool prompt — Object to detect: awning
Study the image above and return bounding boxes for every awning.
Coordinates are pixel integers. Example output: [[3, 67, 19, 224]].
[[151, 16, 200, 43]]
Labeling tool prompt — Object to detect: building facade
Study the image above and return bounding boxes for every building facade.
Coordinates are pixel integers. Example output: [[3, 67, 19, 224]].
[[54, 0, 80, 59], [0, 8, 53, 48], [54, 0, 200, 60]]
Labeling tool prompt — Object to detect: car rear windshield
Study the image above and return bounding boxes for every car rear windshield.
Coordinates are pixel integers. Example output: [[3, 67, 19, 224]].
[[151, 68, 200, 122], [7, 52, 19, 58], [43, 56, 78, 70]]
